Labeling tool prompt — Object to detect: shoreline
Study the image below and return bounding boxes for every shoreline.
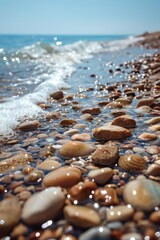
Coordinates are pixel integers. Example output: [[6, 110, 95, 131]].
[[0, 32, 160, 239]]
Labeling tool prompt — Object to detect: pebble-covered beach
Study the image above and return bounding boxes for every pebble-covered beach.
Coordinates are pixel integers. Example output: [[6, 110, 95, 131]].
[[0, 32, 160, 240]]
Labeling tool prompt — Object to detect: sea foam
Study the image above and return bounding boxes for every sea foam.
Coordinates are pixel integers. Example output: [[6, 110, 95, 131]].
[[0, 36, 142, 136]]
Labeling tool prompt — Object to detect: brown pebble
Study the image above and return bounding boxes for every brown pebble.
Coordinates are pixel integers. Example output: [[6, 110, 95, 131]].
[[136, 98, 154, 108], [94, 187, 119, 206], [92, 141, 119, 166], [93, 125, 132, 141], [82, 107, 101, 115], [43, 166, 82, 188], [64, 205, 101, 228], [50, 90, 64, 100], [111, 115, 136, 128], [68, 181, 97, 202], [138, 132, 157, 141], [25, 170, 44, 184], [150, 210, 160, 223], [59, 119, 77, 127], [18, 120, 41, 131], [46, 111, 62, 121]]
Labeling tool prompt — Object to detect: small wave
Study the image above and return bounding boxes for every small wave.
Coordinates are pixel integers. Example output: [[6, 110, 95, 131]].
[[0, 36, 141, 136]]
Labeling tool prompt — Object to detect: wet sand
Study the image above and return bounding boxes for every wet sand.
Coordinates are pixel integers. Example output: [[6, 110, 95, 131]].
[[0, 32, 160, 240]]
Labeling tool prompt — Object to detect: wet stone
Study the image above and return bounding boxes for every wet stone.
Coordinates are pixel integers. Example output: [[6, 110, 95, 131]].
[[39, 145, 55, 158], [46, 111, 62, 121], [68, 181, 97, 202], [22, 187, 65, 225], [18, 120, 41, 131], [59, 119, 77, 127], [106, 205, 134, 222], [25, 170, 44, 184], [94, 187, 119, 206], [38, 159, 62, 171], [93, 125, 132, 141], [136, 98, 154, 108], [146, 163, 160, 176], [59, 141, 95, 158], [138, 132, 157, 141], [118, 154, 146, 173], [43, 166, 82, 188], [80, 113, 94, 121], [81, 107, 101, 115], [0, 198, 21, 238], [111, 115, 136, 129], [88, 167, 113, 185], [146, 116, 160, 125], [64, 205, 101, 228], [120, 233, 143, 240], [50, 90, 64, 100], [71, 133, 91, 141], [123, 177, 160, 211], [79, 226, 111, 240], [92, 141, 119, 166]]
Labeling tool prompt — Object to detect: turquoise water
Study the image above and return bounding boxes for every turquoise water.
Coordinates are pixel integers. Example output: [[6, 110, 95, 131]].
[[0, 34, 152, 135]]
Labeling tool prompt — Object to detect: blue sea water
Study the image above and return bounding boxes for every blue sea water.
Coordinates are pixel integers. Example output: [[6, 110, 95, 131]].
[[0, 34, 147, 135]]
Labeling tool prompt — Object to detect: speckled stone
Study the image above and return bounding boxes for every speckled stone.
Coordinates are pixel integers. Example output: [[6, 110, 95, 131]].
[[22, 187, 65, 225], [92, 141, 119, 166], [43, 166, 82, 188], [111, 115, 136, 129], [93, 125, 132, 141], [59, 119, 77, 127], [64, 205, 101, 228]]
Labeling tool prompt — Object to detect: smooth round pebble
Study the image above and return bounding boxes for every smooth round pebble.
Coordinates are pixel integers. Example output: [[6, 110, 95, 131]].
[[88, 167, 113, 184], [106, 205, 134, 222], [38, 160, 61, 171], [59, 141, 95, 158], [123, 178, 160, 211], [22, 187, 65, 225], [64, 205, 101, 228], [43, 166, 82, 188]]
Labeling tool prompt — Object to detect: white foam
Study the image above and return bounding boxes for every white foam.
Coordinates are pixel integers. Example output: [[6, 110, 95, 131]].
[[0, 36, 142, 136]]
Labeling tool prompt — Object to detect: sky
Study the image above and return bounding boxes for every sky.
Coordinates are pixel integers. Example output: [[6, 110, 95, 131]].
[[0, 0, 160, 35]]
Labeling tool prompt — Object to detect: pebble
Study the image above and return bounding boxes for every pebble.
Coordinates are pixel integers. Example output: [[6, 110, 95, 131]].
[[105, 102, 123, 109], [111, 110, 127, 117], [64, 205, 101, 228], [18, 120, 41, 131], [43, 166, 82, 188], [145, 145, 160, 154], [133, 147, 145, 153], [38, 159, 62, 171], [118, 154, 146, 173], [120, 233, 143, 240], [0, 152, 33, 174], [46, 111, 62, 121], [150, 210, 160, 223], [93, 125, 132, 141], [59, 119, 77, 127], [0, 198, 21, 237], [68, 181, 97, 202], [92, 141, 119, 166], [50, 90, 64, 100], [146, 116, 160, 125], [136, 106, 152, 113], [71, 133, 91, 141], [148, 124, 160, 131], [39, 145, 55, 158], [138, 132, 157, 141], [22, 187, 65, 225], [146, 163, 160, 176], [80, 113, 94, 121], [59, 141, 95, 158], [115, 98, 131, 106], [136, 97, 154, 108], [25, 170, 44, 184], [94, 187, 119, 206], [79, 226, 111, 240], [88, 167, 113, 184], [82, 107, 101, 115], [106, 205, 134, 222], [123, 178, 160, 211], [111, 115, 136, 128]]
